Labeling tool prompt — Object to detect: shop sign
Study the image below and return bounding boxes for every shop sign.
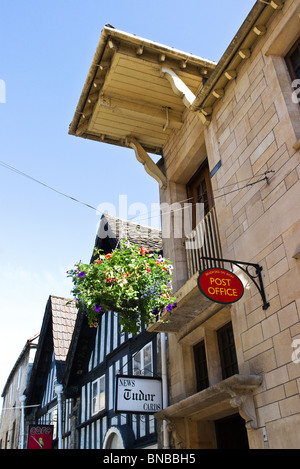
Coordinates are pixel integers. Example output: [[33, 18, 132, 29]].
[[197, 268, 244, 304], [115, 375, 162, 414], [27, 425, 53, 449]]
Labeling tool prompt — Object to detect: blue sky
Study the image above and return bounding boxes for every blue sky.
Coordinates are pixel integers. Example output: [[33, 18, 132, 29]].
[[0, 0, 255, 404]]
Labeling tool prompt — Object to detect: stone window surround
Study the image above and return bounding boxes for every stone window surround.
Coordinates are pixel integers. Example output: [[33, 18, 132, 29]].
[[163, 306, 262, 430], [178, 305, 233, 391], [285, 37, 300, 82]]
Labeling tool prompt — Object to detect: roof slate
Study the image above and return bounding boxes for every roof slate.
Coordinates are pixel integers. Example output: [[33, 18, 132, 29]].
[[97, 213, 162, 252], [50, 295, 78, 362]]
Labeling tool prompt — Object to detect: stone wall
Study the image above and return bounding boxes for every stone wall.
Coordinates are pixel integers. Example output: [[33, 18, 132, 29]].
[[204, 0, 300, 448], [161, 0, 300, 448]]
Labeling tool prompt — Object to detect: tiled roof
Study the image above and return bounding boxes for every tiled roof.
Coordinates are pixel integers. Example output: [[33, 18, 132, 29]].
[[50, 295, 78, 362], [98, 213, 162, 252]]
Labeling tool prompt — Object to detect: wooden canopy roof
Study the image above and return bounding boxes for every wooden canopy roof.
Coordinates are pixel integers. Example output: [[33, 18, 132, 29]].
[[69, 25, 216, 156]]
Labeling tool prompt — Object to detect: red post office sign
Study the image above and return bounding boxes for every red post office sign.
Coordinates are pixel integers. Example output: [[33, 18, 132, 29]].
[[198, 268, 244, 304], [27, 425, 53, 449]]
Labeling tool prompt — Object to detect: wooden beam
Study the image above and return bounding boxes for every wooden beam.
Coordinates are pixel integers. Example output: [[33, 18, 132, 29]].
[[212, 89, 225, 99], [224, 70, 237, 80], [197, 110, 211, 126], [98, 93, 182, 130], [161, 66, 196, 108], [108, 39, 118, 51], [270, 0, 283, 9], [200, 106, 213, 116], [126, 137, 167, 189], [253, 25, 267, 36], [239, 49, 251, 59], [115, 42, 209, 79], [136, 45, 144, 56]]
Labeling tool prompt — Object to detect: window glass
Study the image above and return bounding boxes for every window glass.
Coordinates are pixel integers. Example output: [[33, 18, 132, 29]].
[[92, 375, 105, 415], [99, 376, 105, 410], [286, 37, 300, 81], [133, 350, 141, 375], [217, 323, 239, 379], [194, 340, 209, 391], [133, 342, 153, 376], [92, 380, 98, 415], [143, 343, 153, 376]]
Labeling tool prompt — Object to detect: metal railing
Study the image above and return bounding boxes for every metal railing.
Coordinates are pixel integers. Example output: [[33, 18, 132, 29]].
[[185, 206, 223, 278]]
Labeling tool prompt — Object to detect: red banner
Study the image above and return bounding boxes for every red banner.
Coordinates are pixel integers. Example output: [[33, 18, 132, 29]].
[[28, 425, 53, 449], [198, 268, 244, 304]]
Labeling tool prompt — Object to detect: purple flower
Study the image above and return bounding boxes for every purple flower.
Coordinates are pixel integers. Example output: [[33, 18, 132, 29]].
[[78, 271, 85, 278], [94, 305, 101, 312], [153, 307, 160, 322], [166, 302, 177, 313]]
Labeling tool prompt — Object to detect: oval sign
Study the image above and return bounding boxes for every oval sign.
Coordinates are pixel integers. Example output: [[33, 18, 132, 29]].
[[197, 268, 244, 304]]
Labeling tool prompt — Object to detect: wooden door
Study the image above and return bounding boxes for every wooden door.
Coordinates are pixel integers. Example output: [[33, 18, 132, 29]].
[[215, 414, 249, 449]]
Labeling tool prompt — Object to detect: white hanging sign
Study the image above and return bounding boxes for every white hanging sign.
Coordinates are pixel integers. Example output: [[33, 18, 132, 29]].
[[115, 374, 162, 414]]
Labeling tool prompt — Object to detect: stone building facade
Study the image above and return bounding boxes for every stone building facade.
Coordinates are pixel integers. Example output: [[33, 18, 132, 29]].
[[151, 0, 300, 449], [68, 0, 300, 449]]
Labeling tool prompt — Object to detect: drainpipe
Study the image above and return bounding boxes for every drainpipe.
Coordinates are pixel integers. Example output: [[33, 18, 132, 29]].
[[55, 383, 63, 449], [161, 333, 169, 449], [19, 394, 26, 449]]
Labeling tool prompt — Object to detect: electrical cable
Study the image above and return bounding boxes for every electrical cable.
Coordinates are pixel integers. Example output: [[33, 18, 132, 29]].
[[128, 170, 275, 224], [0, 159, 98, 212], [0, 158, 275, 224]]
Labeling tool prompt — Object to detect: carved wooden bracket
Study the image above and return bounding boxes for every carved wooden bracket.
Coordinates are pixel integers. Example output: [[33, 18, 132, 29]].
[[161, 66, 211, 126], [126, 136, 167, 189]]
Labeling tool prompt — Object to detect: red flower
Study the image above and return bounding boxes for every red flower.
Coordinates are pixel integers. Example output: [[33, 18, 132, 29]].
[[96, 259, 102, 264], [105, 253, 113, 259], [140, 247, 149, 255]]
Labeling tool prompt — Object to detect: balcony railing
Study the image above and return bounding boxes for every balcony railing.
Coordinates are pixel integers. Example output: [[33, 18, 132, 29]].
[[185, 206, 222, 278]]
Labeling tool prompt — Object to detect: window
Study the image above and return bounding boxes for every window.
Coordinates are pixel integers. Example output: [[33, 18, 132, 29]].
[[39, 407, 58, 440], [11, 422, 16, 448], [133, 342, 153, 376], [187, 159, 214, 229], [286, 37, 300, 81], [17, 367, 22, 390], [194, 340, 209, 391], [92, 375, 106, 415], [217, 323, 239, 379]]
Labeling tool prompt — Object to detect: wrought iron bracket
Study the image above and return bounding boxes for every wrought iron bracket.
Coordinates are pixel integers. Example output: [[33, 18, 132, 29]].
[[201, 257, 270, 310]]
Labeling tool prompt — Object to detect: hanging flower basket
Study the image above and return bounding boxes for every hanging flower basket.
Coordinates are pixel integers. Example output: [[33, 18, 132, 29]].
[[67, 240, 177, 335]]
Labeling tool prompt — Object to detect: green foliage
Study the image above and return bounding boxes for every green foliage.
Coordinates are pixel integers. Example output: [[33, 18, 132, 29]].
[[67, 240, 177, 335]]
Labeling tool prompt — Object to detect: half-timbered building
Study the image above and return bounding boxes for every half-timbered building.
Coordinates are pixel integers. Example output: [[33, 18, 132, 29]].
[[63, 214, 164, 449], [25, 295, 77, 449]]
